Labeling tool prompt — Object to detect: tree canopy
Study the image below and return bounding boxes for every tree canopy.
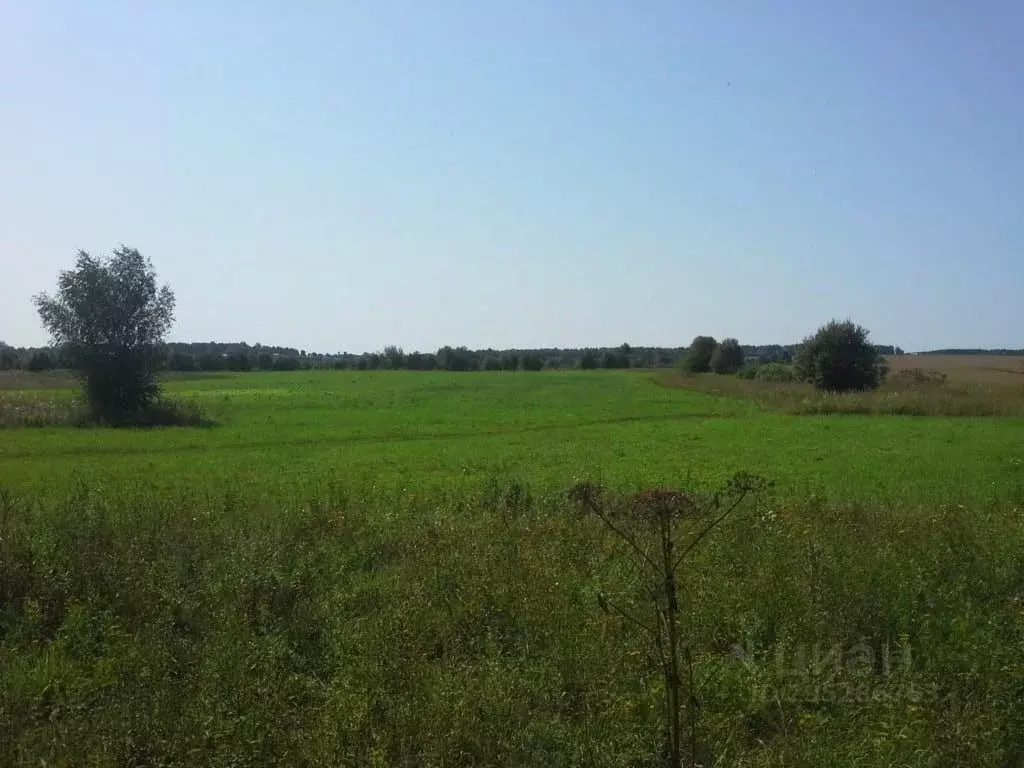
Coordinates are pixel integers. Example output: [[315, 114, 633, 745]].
[[682, 336, 718, 374], [710, 338, 745, 374], [34, 246, 175, 419], [794, 319, 888, 392]]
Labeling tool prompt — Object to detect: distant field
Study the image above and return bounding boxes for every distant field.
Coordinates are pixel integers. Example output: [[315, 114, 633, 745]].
[[888, 353, 1024, 384], [2, 369, 1022, 504], [661, 353, 1024, 417], [0, 370, 75, 390], [0, 369, 236, 390]]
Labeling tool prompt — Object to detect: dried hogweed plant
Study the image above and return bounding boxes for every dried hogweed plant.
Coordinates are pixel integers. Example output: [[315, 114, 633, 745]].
[[569, 473, 768, 768]]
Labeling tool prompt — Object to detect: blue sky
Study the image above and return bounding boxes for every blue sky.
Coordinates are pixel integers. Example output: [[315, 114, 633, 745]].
[[2, 1, 1021, 353]]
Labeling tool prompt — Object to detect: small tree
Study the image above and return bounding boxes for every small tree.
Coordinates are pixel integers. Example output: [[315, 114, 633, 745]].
[[579, 350, 599, 370], [198, 352, 223, 372], [522, 353, 545, 371], [383, 345, 405, 370], [795, 319, 888, 392], [34, 247, 175, 420], [710, 338, 744, 374], [603, 350, 630, 369], [0, 345, 17, 371], [26, 349, 54, 372], [681, 336, 717, 374], [167, 350, 195, 372], [225, 349, 252, 372], [407, 352, 436, 370], [437, 345, 473, 371]]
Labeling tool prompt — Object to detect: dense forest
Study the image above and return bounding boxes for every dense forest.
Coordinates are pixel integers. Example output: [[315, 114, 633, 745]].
[[0, 340, 915, 372]]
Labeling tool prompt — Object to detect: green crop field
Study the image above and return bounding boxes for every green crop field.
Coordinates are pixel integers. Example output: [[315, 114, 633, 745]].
[[3, 370, 1023, 504], [4, 369, 1024, 766]]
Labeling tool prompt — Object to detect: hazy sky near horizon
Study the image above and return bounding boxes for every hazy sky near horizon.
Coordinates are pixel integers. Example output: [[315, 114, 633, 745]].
[[2, 2, 1021, 353]]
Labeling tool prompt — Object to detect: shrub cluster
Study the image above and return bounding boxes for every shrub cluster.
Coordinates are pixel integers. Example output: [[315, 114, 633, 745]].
[[684, 320, 889, 393], [738, 362, 797, 383], [794, 320, 888, 392]]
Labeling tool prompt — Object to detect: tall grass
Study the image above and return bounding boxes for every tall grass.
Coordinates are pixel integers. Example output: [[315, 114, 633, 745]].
[[2, 479, 1023, 765], [0, 370, 76, 390], [0, 392, 85, 427], [0, 391, 210, 428], [660, 368, 1024, 416]]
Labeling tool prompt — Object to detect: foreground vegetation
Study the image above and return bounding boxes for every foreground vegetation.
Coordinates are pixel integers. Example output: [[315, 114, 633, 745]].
[[3, 479, 1024, 766], [3, 369, 1024, 764]]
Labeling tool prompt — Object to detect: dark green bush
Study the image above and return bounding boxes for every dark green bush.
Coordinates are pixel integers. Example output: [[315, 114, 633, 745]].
[[710, 338, 744, 374], [755, 363, 797, 383], [737, 366, 758, 380], [94, 398, 210, 427], [681, 336, 718, 374], [794, 320, 888, 392]]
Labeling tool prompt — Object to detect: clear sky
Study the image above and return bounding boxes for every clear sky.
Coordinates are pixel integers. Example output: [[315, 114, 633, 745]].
[[2, 2, 1021, 353]]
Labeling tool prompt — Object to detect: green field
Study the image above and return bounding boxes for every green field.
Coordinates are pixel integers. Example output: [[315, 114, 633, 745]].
[[3, 370, 1023, 504], [4, 370, 1024, 766]]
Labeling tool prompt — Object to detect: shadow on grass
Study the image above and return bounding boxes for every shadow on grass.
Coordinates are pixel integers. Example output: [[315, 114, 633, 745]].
[[89, 399, 216, 428]]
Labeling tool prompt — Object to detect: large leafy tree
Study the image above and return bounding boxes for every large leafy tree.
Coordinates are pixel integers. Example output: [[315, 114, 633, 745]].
[[794, 319, 888, 392], [681, 336, 718, 373], [710, 337, 745, 374], [34, 246, 175, 419]]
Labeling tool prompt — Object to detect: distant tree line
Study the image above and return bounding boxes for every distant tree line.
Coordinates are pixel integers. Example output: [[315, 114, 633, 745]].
[[0, 342, 66, 372], [161, 342, 667, 372], [0, 339, 915, 374]]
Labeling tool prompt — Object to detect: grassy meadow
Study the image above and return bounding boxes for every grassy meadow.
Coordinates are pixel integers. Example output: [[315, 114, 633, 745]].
[[3, 366, 1024, 765], [3, 368, 1023, 504]]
